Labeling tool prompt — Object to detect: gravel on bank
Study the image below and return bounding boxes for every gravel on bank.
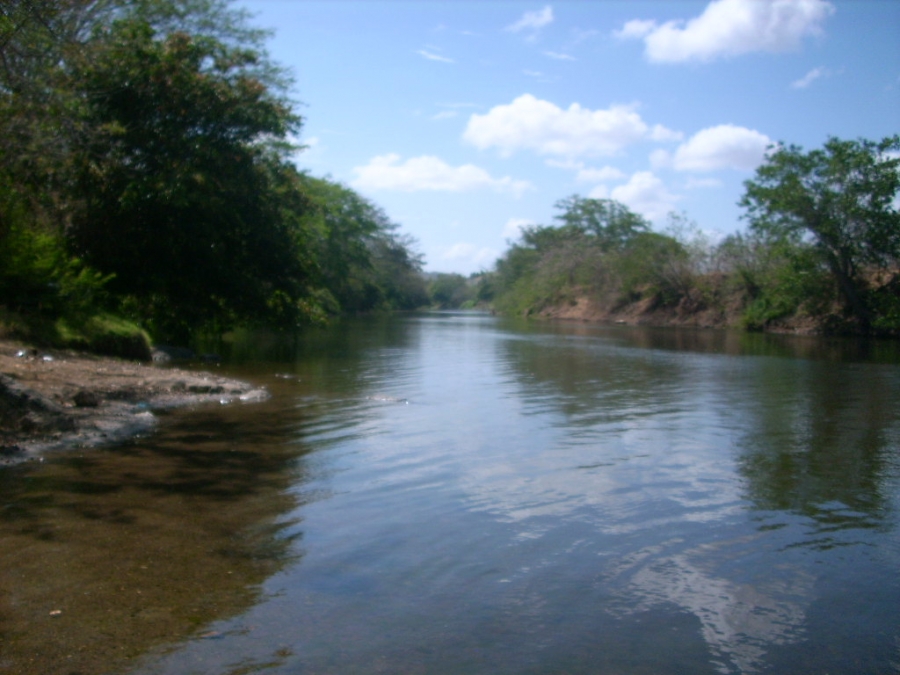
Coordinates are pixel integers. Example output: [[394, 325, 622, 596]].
[[0, 339, 268, 465]]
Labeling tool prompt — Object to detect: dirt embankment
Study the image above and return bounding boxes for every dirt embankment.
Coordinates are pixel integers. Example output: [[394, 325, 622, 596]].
[[535, 290, 740, 329], [0, 339, 267, 465], [533, 289, 832, 335]]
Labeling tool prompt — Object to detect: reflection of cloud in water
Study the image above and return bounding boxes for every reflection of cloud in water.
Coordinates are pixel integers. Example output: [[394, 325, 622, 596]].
[[458, 436, 815, 675], [607, 536, 815, 675]]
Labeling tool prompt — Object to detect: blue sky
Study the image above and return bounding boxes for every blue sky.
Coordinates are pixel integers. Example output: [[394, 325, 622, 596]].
[[235, 0, 900, 275]]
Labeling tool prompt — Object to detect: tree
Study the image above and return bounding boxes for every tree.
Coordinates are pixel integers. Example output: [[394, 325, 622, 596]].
[[740, 136, 900, 329], [66, 18, 314, 338], [299, 177, 426, 313], [428, 273, 470, 308], [553, 195, 649, 251]]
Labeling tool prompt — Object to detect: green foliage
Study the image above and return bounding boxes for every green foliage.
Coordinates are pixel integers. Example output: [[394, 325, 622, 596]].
[[300, 177, 428, 313], [612, 232, 689, 304], [0, 0, 429, 345], [490, 197, 669, 314], [740, 135, 900, 330], [553, 195, 650, 251], [428, 274, 473, 308], [54, 313, 153, 361], [0, 214, 111, 319], [67, 18, 314, 340]]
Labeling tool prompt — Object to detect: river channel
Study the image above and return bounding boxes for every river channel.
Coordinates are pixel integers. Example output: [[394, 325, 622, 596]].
[[2, 312, 899, 674]]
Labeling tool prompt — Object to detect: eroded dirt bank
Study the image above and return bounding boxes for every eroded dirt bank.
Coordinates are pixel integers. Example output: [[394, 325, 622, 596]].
[[533, 291, 831, 335], [0, 339, 267, 464]]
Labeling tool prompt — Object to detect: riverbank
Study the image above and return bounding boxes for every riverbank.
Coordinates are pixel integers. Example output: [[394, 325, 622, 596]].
[[0, 339, 267, 465], [532, 289, 844, 336]]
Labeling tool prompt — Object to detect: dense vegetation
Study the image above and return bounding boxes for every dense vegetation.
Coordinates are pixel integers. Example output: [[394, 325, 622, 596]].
[[3, 2, 897, 353], [483, 136, 900, 336], [0, 0, 427, 353]]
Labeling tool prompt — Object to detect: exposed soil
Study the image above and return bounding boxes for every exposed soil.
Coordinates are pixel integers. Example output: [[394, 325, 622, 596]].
[[535, 290, 740, 330], [533, 289, 841, 335], [0, 338, 267, 465]]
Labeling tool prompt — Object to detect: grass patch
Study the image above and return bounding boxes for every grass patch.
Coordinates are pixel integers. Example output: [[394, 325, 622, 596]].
[[0, 309, 152, 361]]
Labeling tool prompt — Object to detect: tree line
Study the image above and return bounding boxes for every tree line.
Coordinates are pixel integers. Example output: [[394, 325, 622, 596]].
[[478, 136, 900, 335], [3, 2, 897, 349], [0, 0, 428, 352]]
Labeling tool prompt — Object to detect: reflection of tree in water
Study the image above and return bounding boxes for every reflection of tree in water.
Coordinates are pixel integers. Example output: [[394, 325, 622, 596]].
[[735, 360, 899, 536], [0, 401, 310, 675], [498, 328, 691, 427], [493, 323, 900, 673]]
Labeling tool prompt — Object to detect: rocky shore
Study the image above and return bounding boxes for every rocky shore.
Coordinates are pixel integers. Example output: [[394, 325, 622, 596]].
[[0, 339, 267, 465]]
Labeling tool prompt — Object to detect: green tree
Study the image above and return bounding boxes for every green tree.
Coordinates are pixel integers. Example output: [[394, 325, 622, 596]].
[[428, 273, 470, 308], [67, 19, 313, 338], [553, 195, 650, 251], [740, 136, 900, 329], [300, 177, 426, 313]]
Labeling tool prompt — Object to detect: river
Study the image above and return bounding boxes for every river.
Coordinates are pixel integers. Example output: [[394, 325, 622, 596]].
[[2, 312, 899, 674]]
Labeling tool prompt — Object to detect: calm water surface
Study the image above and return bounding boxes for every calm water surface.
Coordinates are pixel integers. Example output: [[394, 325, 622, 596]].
[[2, 313, 899, 674]]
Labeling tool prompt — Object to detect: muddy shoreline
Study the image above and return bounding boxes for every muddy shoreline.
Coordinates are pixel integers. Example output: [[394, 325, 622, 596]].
[[0, 339, 267, 465]]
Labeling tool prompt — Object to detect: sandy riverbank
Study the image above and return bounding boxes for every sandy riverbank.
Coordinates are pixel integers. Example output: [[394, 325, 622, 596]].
[[0, 339, 267, 465]]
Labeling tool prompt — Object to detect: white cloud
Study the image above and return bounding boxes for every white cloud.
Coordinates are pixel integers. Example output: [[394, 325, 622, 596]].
[[352, 154, 532, 196], [588, 184, 610, 199], [671, 124, 772, 171], [502, 218, 534, 239], [614, 19, 657, 40], [791, 66, 829, 88], [544, 51, 575, 61], [506, 6, 554, 33], [418, 49, 454, 63], [463, 94, 657, 158], [610, 171, 681, 222], [576, 165, 626, 183], [523, 70, 544, 78], [617, 0, 835, 63]]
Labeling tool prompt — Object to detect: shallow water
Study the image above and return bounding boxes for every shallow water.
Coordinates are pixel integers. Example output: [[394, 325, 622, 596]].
[[2, 313, 899, 674]]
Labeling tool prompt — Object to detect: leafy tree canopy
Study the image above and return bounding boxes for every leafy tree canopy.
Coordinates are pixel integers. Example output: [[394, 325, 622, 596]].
[[553, 195, 650, 251], [740, 135, 900, 327]]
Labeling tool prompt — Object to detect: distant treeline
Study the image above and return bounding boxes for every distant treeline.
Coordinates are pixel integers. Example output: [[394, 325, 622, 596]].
[[3, 3, 897, 351], [472, 136, 900, 336], [0, 0, 428, 350]]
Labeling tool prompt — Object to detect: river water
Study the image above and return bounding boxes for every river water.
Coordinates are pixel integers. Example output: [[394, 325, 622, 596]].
[[2, 312, 899, 674]]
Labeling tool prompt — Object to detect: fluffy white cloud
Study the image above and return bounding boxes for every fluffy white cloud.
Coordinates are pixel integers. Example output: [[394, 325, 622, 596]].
[[502, 218, 534, 239], [617, 0, 835, 63], [670, 124, 772, 171], [506, 6, 554, 33], [610, 171, 681, 222], [614, 19, 657, 40], [791, 66, 829, 89], [463, 94, 675, 158], [352, 154, 532, 196]]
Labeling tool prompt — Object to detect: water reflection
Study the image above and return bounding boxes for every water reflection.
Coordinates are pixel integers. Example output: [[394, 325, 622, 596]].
[[476, 323, 900, 673], [733, 360, 898, 532], [4, 316, 899, 675], [0, 396, 306, 675]]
